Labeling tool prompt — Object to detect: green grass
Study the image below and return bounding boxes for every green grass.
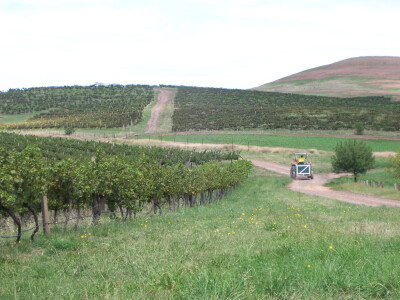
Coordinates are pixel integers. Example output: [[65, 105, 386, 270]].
[[0, 112, 43, 124], [140, 133, 400, 153], [326, 175, 400, 201], [153, 88, 175, 133], [242, 151, 333, 174], [326, 159, 400, 200], [128, 94, 157, 134], [2, 169, 400, 298]]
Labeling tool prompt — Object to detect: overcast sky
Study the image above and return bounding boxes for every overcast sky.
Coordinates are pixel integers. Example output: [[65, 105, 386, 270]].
[[1, 0, 399, 91]]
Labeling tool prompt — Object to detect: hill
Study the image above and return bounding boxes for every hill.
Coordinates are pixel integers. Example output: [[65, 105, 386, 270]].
[[254, 56, 400, 99]]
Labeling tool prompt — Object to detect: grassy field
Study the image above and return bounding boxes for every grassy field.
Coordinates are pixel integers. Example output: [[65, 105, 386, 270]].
[[2, 168, 400, 299], [327, 161, 400, 201], [327, 176, 400, 201], [0, 112, 41, 124], [139, 133, 400, 153]]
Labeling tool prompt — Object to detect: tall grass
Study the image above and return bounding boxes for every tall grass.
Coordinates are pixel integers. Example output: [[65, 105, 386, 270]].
[[2, 169, 400, 298]]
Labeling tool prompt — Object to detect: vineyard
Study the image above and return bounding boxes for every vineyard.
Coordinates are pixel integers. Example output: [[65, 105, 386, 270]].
[[3, 84, 400, 132], [0, 133, 252, 243], [172, 86, 400, 131], [0, 85, 154, 129]]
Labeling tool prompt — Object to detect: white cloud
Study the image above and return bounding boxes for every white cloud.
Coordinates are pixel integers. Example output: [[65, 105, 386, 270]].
[[0, 0, 399, 90]]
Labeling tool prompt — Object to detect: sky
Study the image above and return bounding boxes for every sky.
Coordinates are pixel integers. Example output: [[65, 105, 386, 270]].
[[0, 0, 399, 91]]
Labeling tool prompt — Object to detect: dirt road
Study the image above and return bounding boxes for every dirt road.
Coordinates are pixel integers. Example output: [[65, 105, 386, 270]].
[[145, 89, 172, 133], [250, 159, 400, 207]]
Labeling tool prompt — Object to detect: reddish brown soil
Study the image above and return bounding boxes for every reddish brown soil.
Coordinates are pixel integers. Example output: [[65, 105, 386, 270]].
[[275, 56, 400, 82], [145, 89, 171, 133], [257, 56, 400, 98], [250, 159, 400, 207]]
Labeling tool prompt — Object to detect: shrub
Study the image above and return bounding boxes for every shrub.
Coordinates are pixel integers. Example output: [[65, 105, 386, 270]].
[[64, 127, 75, 135], [389, 151, 400, 180], [331, 139, 374, 182], [354, 122, 364, 135]]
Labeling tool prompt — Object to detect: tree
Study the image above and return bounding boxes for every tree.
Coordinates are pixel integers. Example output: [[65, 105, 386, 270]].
[[389, 150, 400, 180], [354, 122, 364, 135], [64, 127, 75, 135], [331, 140, 375, 182]]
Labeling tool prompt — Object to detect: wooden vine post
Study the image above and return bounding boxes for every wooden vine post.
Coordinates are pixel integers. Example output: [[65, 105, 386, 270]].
[[41, 195, 51, 235]]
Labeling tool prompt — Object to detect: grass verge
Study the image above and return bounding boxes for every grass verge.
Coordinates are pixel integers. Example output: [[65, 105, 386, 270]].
[[326, 163, 400, 201], [2, 169, 400, 299], [139, 133, 400, 153], [0, 112, 42, 124]]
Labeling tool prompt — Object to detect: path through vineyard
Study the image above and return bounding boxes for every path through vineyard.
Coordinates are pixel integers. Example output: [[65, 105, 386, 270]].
[[146, 89, 172, 133], [250, 159, 400, 207]]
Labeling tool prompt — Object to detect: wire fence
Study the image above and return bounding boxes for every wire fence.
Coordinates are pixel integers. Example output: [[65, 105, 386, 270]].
[[359, 180, 400, 192]]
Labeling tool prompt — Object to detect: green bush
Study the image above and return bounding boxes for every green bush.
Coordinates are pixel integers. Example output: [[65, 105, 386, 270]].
[[389, 150, 400, 180], [331, 139, 375, 182], [64, 127, 75, 135], [354, 122, 364, 135]]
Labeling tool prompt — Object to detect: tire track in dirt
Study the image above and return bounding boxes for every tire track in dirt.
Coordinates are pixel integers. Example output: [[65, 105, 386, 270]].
[[250, 159, 400, 207], [145, 89, 172, 133]]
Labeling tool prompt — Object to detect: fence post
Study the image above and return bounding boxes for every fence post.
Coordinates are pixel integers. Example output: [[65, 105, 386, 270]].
[[394, 183, 397, 191], [41, 195, 50, 235]]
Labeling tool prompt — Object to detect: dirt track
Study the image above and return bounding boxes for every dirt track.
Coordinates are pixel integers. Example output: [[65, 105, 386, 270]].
[[145, 89, 171, 133], [250, 159, 400, 207]]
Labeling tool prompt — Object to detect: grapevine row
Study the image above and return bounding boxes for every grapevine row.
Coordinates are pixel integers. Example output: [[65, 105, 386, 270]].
[[0, 85, 153, 129], [0, 134, 252, 243], [172, 86, 400, 131]]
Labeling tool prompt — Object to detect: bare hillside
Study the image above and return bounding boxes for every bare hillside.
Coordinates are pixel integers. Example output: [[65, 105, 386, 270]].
[[255, 56, 400, 99]]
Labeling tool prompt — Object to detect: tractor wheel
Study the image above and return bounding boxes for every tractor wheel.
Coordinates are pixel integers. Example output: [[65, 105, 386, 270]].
[[309, 171, 314, 180], [290, 165, 296, 179]]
